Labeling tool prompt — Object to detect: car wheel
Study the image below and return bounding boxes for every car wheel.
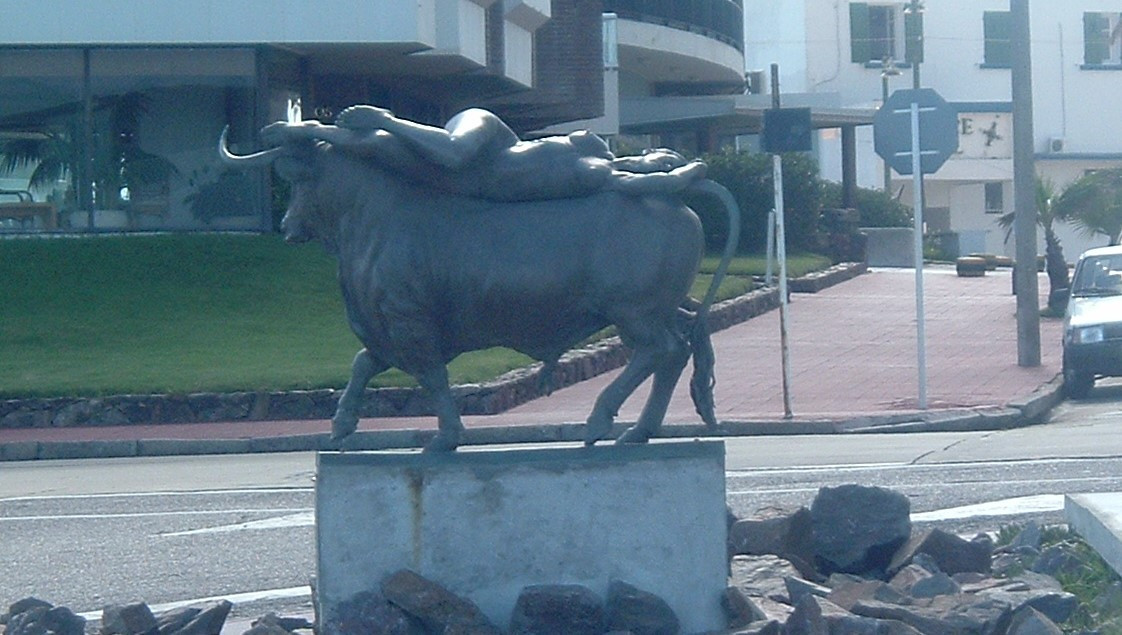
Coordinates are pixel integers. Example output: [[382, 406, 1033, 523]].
[[1063, 364, 1094, 399]]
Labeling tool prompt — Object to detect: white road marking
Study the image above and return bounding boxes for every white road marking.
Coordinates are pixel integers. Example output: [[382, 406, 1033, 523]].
[[77, 585, 312, 620], [911, 495, 1065, 521], [162, 512, 315, 536], [1, 487, 313, 503], [1, 508, 309, 522]]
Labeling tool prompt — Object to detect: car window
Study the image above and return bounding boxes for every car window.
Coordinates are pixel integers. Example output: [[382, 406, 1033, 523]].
[[1072, 255, 1122, 296]]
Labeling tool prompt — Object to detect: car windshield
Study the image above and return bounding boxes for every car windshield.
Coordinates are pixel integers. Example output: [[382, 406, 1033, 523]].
[[1072, 255, 1122, 297]]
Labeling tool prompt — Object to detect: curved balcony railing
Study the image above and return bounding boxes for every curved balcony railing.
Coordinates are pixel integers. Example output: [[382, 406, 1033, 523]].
[[603, 0, 744, 53]]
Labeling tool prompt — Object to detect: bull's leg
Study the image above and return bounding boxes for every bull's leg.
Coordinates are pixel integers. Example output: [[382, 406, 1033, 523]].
[[332, 348, 389, 441], [417, 365, 464, 452], [617, 335, 690, 445], [584, 347, 659, 445]]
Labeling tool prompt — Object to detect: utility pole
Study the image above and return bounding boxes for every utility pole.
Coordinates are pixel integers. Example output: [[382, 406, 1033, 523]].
[[905, 0, 926, 237], [905, 0, 923, 89], [1011, 0, 1041, 366], [881, 58, 901, 192]]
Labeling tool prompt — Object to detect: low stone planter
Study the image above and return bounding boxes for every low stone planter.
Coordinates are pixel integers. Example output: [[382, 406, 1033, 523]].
[[956, 256, 987, 277]]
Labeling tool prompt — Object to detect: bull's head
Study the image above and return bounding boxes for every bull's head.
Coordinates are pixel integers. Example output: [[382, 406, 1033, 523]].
[[218, 125, 323, 245]]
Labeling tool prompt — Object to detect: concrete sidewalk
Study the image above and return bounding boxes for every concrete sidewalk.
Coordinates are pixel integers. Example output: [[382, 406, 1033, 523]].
[[0, 265, 1067, 460]]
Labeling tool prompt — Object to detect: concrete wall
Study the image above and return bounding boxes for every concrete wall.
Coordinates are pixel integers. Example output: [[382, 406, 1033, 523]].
[[316, 442, 728, 634]]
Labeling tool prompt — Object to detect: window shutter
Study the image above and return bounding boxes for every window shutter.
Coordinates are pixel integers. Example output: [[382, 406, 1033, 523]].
[[1085, 12, 1110, 65], [983, 11, 1011, 67], [850, 3, 871, 63], [905, 9, 924, 64]]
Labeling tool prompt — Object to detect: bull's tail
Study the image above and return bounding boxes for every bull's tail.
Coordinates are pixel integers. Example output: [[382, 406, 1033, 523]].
[[687, 179, 740, 427]]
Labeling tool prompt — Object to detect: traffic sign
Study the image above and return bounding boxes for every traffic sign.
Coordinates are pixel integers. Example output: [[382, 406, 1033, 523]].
[[762, 107, 812, 153], [873, 88, 958, 175]]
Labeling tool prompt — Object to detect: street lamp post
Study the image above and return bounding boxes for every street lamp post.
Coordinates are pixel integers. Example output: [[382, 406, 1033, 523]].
[[881, 57, 901, 192]]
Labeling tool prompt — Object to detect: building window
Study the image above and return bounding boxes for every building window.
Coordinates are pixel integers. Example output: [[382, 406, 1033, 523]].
[[0, 47, 260, 232], [985, 182, 1004, 215], [1084, 12, 1122, 66], [850, 3, 922, 65], [983, 11, 1011, 68]]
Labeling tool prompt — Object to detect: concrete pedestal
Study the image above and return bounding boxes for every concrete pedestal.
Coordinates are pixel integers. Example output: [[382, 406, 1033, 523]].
[[316, 441, 727, 634]]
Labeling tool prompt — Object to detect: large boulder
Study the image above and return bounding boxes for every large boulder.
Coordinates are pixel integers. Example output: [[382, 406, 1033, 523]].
[[509, 584, 604, 635], [101, 602, 159, 635], [605, 580, 679, 635], [381, 570, 500, 635], [729, 507, 818, 580], [2, 599, 85, 635], [889, 528, 992, 576], [168, 600, 232, 635], [325, 590, 423, 635], [849, 595, 1012, 635], [811, 485, 911, 576]]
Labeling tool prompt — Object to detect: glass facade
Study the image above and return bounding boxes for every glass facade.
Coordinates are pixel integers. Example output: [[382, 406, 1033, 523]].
[[0, 47, 264, 233]]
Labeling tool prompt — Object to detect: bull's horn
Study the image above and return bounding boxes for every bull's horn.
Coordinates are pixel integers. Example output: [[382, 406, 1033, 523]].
[[218, 126, 283, 166]]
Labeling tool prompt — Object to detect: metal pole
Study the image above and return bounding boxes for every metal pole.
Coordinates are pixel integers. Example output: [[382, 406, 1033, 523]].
[[1011, 0, 1041, 366], [910, 102, 928, 409], [774, 154, 793, 419], [883, 76, 892, 192], [769, 63, 793, 419], [765, 209, 776, 287]]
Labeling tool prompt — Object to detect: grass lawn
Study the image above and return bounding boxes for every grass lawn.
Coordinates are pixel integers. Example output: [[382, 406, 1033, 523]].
[[0, 234, 814, 398]]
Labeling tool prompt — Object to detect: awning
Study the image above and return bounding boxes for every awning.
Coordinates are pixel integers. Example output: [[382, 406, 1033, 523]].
[[619, 93, 876, 135]]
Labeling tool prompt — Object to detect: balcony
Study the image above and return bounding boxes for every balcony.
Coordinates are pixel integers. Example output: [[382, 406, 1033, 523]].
[[603, 0, 744, 53]]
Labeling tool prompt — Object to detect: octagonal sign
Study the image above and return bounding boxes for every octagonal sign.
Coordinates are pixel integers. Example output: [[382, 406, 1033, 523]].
[[874, 88, 959, 175]]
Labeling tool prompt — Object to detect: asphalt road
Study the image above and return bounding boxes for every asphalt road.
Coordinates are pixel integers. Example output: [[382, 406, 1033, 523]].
[[3, 386, 1121, 624]]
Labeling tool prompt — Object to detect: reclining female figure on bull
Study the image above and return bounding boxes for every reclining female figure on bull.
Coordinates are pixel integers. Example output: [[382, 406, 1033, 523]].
[[260, 105, 707, 203], [228, 108, 740, 452]]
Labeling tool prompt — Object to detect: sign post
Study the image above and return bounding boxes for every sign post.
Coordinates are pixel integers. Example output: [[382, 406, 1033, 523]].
[[761, 64, 811, 419], [873, 88, 958, 409]]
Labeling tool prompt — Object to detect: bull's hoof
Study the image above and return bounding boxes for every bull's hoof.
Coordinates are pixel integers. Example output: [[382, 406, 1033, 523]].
[[423, 431, 461, 453], [615, 425, 652, 445], [583, 413, 614, 447], [331, 411, 359, 441]]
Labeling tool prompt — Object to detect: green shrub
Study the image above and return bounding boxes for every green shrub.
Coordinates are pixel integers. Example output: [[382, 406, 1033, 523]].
[[687, 151, 823, 253], [820, 181, 912, 228]]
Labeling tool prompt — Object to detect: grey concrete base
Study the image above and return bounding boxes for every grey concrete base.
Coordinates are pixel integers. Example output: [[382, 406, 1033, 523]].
[[861, 227, 915, 267], [315, 442, 728, 634], [1065, 493, 1122, 577]]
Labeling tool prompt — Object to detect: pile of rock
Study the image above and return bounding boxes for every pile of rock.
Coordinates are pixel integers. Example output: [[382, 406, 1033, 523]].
[[327, 570, 679, 635], [724, 484, 1083, 634], [0, 597, 285, 635]]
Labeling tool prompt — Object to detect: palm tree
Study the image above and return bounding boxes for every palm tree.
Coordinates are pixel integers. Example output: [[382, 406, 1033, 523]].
[[1052, 168, 1122, 247], [998, 177, 1069, 312], [0, 92, 175, 211], [0, 128, 76, 194]]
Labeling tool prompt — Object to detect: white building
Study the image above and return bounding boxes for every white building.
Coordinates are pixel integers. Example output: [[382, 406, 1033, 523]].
[[745, 0, 1122, 261]]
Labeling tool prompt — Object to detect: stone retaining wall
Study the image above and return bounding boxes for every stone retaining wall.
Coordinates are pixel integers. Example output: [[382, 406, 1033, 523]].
[[0, 263, 863, 430]]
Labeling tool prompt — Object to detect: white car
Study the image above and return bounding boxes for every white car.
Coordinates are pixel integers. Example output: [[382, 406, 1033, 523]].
[[1063, 245, 1122, 398]]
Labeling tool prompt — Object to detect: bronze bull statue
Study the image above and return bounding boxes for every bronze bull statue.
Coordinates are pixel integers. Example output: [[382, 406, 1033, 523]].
[[220, 107, 739, 451]]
